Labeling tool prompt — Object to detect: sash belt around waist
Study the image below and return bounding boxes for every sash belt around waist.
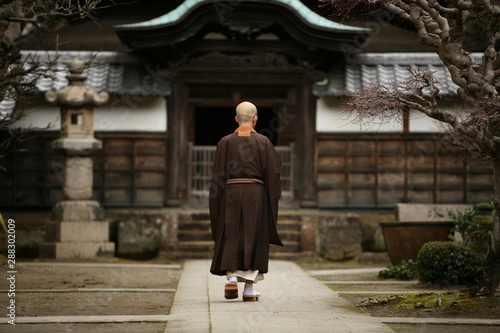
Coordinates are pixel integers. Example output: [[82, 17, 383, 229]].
[[226, 178, 264, 185]]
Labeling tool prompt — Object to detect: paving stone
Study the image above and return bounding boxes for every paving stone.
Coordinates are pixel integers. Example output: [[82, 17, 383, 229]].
[[164, 260, 394, 332]]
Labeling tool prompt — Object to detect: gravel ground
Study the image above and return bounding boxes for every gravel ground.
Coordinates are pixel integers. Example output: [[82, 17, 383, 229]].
[[0, 260, 181, 332]]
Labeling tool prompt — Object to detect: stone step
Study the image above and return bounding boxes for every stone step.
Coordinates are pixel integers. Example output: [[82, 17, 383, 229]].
[[270, 241, 300, 253], [178, 213, 210, 222], [178, 220, 300, 229], [177, 241, 215, 253], [176, 250, 311, 259], [178, 230, 213, 242], [177, 229, 300, 242], [277, 214, 301, 222], [176, 250, 312, 260], [177, 220, 300, 233], [178, 222, 211, 232], [177, 240, 300, 255], [270, 251, 314, 260], [178, 213, 301, 222], [175, 213, 304, 260], [277, 221, 301, 231], [277, 230, 300, 242], [175, 251, 213, 259]]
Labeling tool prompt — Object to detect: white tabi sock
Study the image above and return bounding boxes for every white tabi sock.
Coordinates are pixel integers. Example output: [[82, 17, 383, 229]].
[[228, 276, 237, 284], [243, 283, 256, 296]]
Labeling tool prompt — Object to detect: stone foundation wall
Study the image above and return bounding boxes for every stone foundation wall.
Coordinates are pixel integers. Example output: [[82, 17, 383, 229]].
[[106, 209, 178, 260], [316, 212, 362, 261], [0, 211, 51, 257], [1, 209, 392, 261]]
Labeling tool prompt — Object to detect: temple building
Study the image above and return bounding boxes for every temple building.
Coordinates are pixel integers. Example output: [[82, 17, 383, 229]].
[[0, 0, 492, 258]]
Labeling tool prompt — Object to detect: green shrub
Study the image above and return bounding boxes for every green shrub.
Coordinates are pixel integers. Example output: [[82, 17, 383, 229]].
[[379, 259, 417, 280], [468, 215, 493, 258], [417, 241, 484, 286]]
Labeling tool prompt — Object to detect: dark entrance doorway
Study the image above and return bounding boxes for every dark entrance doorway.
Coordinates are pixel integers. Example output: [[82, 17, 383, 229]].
[[194, 106, 278, 145]]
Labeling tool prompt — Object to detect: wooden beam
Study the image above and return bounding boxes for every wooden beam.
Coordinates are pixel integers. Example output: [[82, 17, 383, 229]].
[[165, 82, 189, 207], [173, 39, 308, 54], [296, 74, 318, 208]]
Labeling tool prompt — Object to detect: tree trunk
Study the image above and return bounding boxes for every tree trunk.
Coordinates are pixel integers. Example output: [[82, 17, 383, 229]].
[[478, 158, 500, 297]]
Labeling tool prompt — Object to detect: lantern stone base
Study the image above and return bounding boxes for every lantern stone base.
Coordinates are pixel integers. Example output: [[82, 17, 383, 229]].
[[40, 200, 115, 259], [44, 221, 111, 242], [39, 241, 115, 259], [52, 201, 104, 221]]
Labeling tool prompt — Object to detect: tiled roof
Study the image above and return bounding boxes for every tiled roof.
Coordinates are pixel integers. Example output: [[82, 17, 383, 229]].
[[1, 51, 171, 114], [313, 52, 483, 97], [1, 51, 482, 116], [20, 51, 171, 96], [115, 0, 369, 33]]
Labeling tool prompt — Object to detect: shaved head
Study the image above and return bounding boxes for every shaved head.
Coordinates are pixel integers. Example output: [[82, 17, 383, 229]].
[[235, 101, 257, 124]]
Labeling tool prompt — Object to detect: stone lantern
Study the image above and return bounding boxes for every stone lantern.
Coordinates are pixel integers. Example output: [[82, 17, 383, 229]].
[[39, 58, 115, 259]]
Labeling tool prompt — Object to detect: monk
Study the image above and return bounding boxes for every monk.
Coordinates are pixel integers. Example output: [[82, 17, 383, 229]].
[[209, 101, 283, 302]]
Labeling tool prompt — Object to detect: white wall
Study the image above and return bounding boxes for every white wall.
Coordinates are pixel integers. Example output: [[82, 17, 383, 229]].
[[408, 99, 465, 132], [408, 110, 448, 132], [316, 97, 462, 133], [95, 96, 167, 132], [13, 95, 167, 132], [13, 101, 60, 130], [316, 97, 402, 133]]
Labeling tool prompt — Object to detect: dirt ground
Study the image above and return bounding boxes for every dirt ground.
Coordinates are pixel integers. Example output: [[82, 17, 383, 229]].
[[3, 262, 181, 290], [0, 260, 181, 319], [0, 323, 166, 333], [387, 324, 500, 333], [1, 256, 499, 333]]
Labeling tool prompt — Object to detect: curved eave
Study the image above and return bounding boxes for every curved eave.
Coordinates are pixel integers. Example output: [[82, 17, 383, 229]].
[[114, 0, 370, 51]]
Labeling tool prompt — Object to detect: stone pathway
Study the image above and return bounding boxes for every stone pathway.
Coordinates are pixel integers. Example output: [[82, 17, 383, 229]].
[[165, 260, 394, 332], [1, 260, 498, 332]]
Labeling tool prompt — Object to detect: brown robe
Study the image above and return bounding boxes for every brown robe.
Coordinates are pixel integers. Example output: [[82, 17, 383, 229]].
[[209, 125, 283, 276]]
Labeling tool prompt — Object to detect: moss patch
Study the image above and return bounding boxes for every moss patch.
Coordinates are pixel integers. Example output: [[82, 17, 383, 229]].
[[340, 290, 500, 318]]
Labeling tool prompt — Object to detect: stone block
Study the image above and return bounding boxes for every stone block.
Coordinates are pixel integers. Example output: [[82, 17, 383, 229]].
[[39, 241, 115, 259], [52, 200, 104, 222], [117, 211, 166, 259], [63, 156, 93, 200], [52, 137, 102, 153], [395, 203, 473, 222], [318, 225, 362, 261], [44, 221, 110, 242], [317, 213, 362, 261], [160, 212, 178, 254], [300, 215, 316, 252], [357, 214, 395, 252], [360, 223, 386, 252]]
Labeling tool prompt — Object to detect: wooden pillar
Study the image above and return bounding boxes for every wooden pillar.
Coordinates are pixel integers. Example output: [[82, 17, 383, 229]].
[[295, 75, 318, 208], [165, 81, 189, 207]]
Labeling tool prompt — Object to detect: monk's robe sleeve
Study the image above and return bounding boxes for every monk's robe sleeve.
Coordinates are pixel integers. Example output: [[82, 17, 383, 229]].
[[209, 142, 226, 242], [265, 139, 283, 246]]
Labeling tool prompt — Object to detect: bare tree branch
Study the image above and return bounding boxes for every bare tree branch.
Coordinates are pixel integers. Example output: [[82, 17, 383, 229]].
[[0, 0, 131, 161], [326, 0, 500, 297]]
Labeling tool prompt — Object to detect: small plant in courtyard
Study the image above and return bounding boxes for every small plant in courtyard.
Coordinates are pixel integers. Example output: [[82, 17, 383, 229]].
[[468, 215, 494, 258], [379, 259, 417, 280], [448, 207, 493, 258], [417, 241, 484, 286], [448, 208, 478, 245], [476, 199, 497, 220]]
